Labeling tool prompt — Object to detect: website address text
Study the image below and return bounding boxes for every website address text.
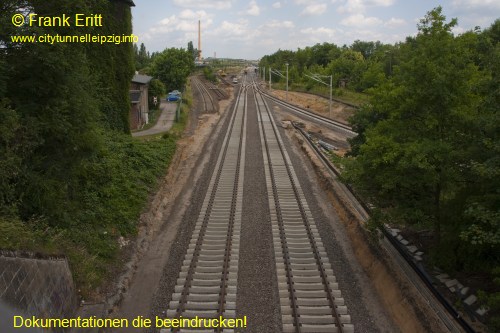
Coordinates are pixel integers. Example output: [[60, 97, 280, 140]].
[[11, 34, 139, 45]]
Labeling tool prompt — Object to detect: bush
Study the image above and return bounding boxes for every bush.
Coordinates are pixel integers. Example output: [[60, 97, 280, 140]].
[[0, 130, 177, 295]]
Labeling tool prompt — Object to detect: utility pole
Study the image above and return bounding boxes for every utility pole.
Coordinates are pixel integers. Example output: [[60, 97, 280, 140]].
[[269, 67, 272, 90], [286, 63, 289, 101]]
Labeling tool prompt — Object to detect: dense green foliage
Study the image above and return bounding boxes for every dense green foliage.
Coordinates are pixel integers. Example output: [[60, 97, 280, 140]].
[[0, 132, 177, 289], [150, 47, 195, 92], [134, 42, 197, 89], [134, 42, 151, 72], [203, 66, 217, 83], [0, 1, 187, 293], [259, 39, 396, 96], [345, 8, 499, 266], [90, 0, 135, 132], [339, 8, 499, 327]]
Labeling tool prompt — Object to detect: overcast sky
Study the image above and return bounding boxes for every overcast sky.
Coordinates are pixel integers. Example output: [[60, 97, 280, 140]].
[[132, 0, 499, 59]]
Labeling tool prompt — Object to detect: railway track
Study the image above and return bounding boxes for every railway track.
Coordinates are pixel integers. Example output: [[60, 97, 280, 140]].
[[192, 77, 218, 113], [163, 74, 353, 332], [253, 82, 353, 333], [255, 85, 356, 139], [164, 82, 248, 332], [205, 80, 229, 100]]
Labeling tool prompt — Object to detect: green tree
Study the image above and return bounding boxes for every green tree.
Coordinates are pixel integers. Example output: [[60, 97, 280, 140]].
[[326, 49, 365, 90], [135, 42, 151, 71], [0, 99, 23, 217], [187, 41, 198, 62], [151, 48, 195, 91], [344, 7, 482, 244], [351, 40, 380, 59]]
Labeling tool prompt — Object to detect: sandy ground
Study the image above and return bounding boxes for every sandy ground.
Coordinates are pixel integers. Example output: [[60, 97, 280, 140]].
[[275, 104, 351, 155], [270, 89, 355, 124]]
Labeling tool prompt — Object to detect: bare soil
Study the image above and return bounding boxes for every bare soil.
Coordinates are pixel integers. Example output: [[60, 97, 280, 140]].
[[270, 89, 355, 124], [275, 105, 351, 155]]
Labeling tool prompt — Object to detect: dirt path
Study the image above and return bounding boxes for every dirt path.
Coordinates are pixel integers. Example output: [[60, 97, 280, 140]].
[[270, 89, 356, 124], [132, 101, 177, 137]]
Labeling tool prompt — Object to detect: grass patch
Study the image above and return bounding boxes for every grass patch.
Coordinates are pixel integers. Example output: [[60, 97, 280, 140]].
[[0, 131, 178, 294]]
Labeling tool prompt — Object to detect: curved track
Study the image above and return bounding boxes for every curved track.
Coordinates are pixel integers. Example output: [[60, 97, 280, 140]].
[[255, 85, 356, 139], [192, 77, 218, 113], [205, 80, 229, 100]]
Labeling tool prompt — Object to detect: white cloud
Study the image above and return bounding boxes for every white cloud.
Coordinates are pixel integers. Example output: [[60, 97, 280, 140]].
[[208, 19, 260, 42], [272, 2, 282, 8], [364, 0, 395, 6], [452, 26, 466, 35], [385, 17, 406, 28], [172, 0, 233, 10], [263, 20, 295, 29], [336, 0, 395, 13], [146, 11, 213, 40], [339, 28, 404, 45], [300, 27, 336, 40], [246, 0, 261, 16], [452, 0, 500, 10], [178, 9, 210, 21], [301, 3, 328, 16], [341, 14, 383, 27]]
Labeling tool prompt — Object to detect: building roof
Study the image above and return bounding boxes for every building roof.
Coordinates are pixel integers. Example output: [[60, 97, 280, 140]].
[[130, 90, 141, 103], [132, 74, 153, 85]]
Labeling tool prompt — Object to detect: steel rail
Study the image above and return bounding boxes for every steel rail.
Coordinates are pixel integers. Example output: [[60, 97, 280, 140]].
[[253, 77, 352, 333], [255, 85, 301, 332], [193, 77, 218, 113], [166, 83, 247, 333], [255, 85, 356, 138], [205, 80, 228, 100], [256, 87, 344, 333]]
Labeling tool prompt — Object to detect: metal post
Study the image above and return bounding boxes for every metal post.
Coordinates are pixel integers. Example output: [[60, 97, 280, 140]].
[[286, 63, 289, 101], [269, 67, 272, 90], [329, 75, 332, 119]]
